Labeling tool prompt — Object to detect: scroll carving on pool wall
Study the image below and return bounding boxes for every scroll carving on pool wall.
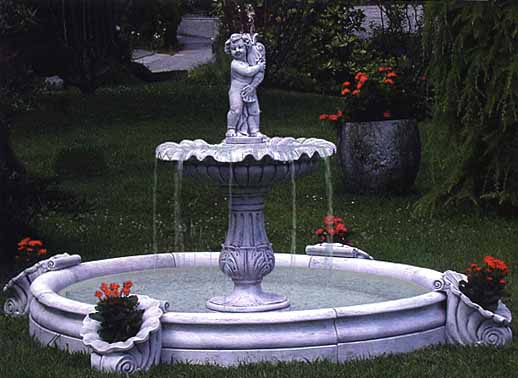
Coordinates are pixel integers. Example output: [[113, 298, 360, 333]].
[[3, 253, 81, 316], [436, 270, 512, 347]]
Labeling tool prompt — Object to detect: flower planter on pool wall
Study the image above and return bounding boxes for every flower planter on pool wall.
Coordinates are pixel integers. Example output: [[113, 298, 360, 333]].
[[337, 119, 421, 194], [80, 295, 163, 374]]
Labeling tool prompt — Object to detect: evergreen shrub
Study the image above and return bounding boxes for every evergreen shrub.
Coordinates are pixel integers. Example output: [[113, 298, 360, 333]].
[[418, 0, 518, 213]]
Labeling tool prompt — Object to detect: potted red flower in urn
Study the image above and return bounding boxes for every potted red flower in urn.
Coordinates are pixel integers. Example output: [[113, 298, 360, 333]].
[[320, 60, 427, 194]]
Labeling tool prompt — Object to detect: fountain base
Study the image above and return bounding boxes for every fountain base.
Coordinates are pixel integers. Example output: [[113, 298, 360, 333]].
[[225, 135, 268, 144], [207, 282, 290, 312]]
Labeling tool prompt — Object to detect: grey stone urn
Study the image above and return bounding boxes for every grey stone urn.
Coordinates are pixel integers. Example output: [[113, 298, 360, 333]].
[[336, 119, 420, 194]]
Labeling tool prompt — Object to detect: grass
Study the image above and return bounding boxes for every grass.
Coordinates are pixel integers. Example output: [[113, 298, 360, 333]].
[[1, 79, 517, 377]]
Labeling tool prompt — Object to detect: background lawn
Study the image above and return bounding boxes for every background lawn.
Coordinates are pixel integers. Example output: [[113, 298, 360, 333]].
[[0, 80, 516, 377]]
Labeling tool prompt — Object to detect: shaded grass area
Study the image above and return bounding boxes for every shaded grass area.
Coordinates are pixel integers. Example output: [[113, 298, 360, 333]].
[[1, 80, 517, 377]]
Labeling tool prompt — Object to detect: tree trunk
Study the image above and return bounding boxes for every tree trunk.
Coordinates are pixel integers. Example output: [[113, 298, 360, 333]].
[[0, 113, 31, 267]]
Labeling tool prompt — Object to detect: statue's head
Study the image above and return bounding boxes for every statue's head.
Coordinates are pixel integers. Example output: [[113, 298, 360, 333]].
[[224, 33, 254, 60]]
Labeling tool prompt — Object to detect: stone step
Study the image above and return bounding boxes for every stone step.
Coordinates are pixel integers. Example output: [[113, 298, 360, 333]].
[[177, 14, 220, 40]]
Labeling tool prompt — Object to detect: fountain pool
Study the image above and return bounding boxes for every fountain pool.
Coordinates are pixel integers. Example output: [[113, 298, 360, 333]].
[[27, 252, 446, 366]]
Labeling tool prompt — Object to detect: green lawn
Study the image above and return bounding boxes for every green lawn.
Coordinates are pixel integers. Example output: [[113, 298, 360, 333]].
[[1, 80, 516, 377]]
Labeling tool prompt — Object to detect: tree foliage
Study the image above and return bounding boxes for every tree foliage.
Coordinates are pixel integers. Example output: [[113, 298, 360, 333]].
[[214, 0, 367, 93], [35, 0, 131, 94], [418, 0, 518, 213], [0, 0, 41, 266]]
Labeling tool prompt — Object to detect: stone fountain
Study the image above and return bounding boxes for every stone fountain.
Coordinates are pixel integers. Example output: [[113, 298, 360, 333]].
[[2, 30, 511, 372], [156, 31, 334, 312]]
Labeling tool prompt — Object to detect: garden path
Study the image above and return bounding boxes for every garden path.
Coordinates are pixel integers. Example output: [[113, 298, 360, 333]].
[[131, 15, 218, 77]]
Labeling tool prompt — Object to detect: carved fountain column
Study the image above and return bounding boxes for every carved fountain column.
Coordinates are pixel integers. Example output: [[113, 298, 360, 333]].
[[207, 187, 288, 312]]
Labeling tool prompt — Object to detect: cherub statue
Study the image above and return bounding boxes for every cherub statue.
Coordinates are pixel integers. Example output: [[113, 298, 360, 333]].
[[224, 32, 266, 141]]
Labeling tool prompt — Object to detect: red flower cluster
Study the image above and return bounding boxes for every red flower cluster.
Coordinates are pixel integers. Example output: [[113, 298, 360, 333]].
[[319, 111, 343, 122], [95, 281, 133, 300], [16, 237, 48, 265], [460, 255, 509, 312], [314, 215, 351, 245], [483, 255, 509, 274], [341, 72, 368, 96]]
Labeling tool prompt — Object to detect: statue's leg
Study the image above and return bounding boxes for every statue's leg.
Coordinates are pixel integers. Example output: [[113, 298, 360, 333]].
[[248, 102, 264, 137], [227, 93, 244, 137], [226, 110, 239, 137], [237, 106, 249, 136]]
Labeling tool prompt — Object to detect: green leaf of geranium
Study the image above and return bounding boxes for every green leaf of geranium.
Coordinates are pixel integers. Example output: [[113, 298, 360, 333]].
[[89, 312, 104, 322]]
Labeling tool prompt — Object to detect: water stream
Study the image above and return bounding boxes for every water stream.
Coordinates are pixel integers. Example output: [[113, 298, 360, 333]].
[[224, 162, 234, 293], [290, 161, 297, 267], [153, 158, 158, 254], [324, 157, 334, 224], [174, 160, 184, 252], [323, 157, 335, 274]]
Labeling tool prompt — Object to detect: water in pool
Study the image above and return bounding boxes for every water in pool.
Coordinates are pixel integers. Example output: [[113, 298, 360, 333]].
[[60, 266, 429, 312]]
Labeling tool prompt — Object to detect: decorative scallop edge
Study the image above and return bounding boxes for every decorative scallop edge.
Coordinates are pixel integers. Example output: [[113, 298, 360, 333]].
[[155, 137, 336, 163]]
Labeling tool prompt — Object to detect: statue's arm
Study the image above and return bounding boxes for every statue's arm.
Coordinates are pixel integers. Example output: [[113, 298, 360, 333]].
[[248, 70, 264, 89], [232, 60, 264, 77]]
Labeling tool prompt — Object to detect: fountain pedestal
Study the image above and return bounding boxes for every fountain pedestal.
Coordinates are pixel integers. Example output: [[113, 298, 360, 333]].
[[207, 188, 289, 312]]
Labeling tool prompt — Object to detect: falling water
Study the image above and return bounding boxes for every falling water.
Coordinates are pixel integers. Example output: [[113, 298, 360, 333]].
[[174, 160, 184, 252], [290, 161, 297, 266], [228, 162, 233, 226], [152, 158, 158, 254], [225, 162, 234, 293], [324, 157, 334, 221], [190, 220, 195, 251], [323, 157, 334, 273]]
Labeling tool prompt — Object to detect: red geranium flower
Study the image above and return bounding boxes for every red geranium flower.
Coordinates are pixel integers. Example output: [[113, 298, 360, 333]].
[[335, 223, 347, 233], [460, 256, 509, 312]]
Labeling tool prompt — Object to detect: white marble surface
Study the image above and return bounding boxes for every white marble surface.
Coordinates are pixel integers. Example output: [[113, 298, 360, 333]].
[[156, 137, 336, 163]]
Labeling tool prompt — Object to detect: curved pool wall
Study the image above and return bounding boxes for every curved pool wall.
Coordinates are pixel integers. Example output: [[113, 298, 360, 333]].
[[28, 252, 447, 366]]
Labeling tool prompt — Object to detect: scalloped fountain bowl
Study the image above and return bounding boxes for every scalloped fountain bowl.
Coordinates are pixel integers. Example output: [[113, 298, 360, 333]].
[[27, 252, 448, 366]]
